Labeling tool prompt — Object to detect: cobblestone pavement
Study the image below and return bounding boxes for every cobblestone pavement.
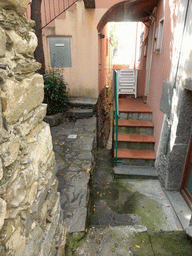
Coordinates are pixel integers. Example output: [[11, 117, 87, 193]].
[[50, 117, 96, 233]]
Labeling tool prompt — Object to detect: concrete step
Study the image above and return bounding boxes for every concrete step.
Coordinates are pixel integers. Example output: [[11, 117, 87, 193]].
[[119, 111, 152, 121], [114, 165, 158, 179], [90, 212, 142, 227], [117, 120, 154, 135], [116, 134, 155, 143], [69, 97, 97, 109], [114, 149, 155, 166], [66, 108, 94, 119], [118, 141, 154, 150], [115, 134, 155, 150]]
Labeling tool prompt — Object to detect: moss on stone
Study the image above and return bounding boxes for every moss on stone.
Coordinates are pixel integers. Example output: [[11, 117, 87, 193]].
[[65, 231, 86, 255], [150, 231, 192, 255]]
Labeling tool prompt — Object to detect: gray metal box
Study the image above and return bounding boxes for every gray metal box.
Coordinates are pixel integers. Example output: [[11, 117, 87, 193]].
[[160, 81, 173, 118], [49, 37, 71, 68]]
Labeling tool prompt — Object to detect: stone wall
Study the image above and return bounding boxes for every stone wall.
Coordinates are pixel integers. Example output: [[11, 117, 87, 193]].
[[97, 86, 112, 149], [0, 1, 64, 255], [155, 88, 192, 190]]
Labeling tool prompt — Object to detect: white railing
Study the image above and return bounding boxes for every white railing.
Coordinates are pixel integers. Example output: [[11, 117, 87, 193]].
[[117, 69, 137, 98]]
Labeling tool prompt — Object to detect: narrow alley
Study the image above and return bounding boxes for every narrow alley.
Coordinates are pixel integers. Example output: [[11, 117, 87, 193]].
[[50, 112, 192, 255]]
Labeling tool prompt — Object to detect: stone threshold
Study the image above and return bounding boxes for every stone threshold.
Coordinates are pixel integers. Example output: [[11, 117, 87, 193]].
[[165, 191, 191, 230], [114, 165, 158, 179]]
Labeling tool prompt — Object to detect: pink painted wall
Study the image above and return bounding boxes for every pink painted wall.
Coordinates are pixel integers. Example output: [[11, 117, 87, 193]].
[[96, 0, 125, 9], [146, 0, 179, 153], [137, 23, 148, 97]]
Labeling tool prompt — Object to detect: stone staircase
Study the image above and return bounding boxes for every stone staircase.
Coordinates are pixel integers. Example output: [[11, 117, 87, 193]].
[[66, 97, 97, 120], [113, 97, 158, 178]]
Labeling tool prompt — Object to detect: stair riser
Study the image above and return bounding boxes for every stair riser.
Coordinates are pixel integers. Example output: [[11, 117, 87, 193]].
[[119, 112, 152, 121], [120, 158, 155, 167], [66, 109, 93, 119], [117, 142, 154, 150], [118, 126, 153, 135]]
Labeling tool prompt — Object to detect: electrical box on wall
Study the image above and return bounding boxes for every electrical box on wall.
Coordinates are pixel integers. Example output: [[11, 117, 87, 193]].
[[155, 18, 164, 52], [49, 37, 72, 68]]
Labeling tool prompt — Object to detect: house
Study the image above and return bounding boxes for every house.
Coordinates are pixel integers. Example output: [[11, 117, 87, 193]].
[[27, 0, 192, 230]]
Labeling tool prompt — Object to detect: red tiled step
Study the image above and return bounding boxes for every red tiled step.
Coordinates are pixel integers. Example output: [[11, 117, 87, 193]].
[[115, 149, 156, 160], [118, 98, 152, 113], [115, 134, 155, 143], [117, 120, 154, 128]]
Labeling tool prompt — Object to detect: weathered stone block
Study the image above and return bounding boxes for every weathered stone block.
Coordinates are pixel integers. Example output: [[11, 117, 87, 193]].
[[6, 30, 38, 55], [44, 112, 66, 127], [30, 171, 57, 217], [0, 158, 3, 180], [13, 62, 42, 74], [4, 170, 27, 208], [5, 227, 26, 256], [0, 0, 29, 15], [25, 181, 38, 207], [0, 135, 20, 167], [2, 74, 44, 124], [65, 207, 87, 233], [166, 144, 188, 190], [39, 193, 62, 256], [0, 198, 6, 230], [26, 122, 54, 179], [0, 27, 6, 57], [14, 104, 47, 137], [25, 225, 43, 256]]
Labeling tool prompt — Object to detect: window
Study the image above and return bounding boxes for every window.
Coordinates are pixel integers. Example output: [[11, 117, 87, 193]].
[[155, 18, 164, 52], [49, 37, 72, 68]]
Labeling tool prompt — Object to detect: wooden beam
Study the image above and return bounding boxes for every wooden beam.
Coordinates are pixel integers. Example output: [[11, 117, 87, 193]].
[[83, 0, 95, 8], [131, 0, 158, 13]]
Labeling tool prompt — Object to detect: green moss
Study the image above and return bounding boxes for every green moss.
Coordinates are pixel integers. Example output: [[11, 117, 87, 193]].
[[150, 231, 192, 255], [65, 232, 86, 255], [130, 232, 154, 255], [90, 174, 167, 233]]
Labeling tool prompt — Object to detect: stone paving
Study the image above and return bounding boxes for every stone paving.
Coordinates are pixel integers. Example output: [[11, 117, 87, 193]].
[[72, 149, 192, 255], [50, 117, 96, 233], [50, 117, 192, 255]]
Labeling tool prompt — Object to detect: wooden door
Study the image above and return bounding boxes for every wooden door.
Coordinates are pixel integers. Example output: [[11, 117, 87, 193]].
[[181, 137, 192, 210]]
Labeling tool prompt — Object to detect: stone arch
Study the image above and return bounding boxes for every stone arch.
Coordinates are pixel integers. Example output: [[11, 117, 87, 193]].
[[97, 0, 158, 32]]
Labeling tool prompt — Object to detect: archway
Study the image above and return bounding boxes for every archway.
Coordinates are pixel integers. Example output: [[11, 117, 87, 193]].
[[97, 0, 158, 94], [97, 0, 158, 32]]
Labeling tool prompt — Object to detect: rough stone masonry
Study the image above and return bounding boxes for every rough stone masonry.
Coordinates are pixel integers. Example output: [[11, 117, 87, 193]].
[[0, 0, 64, 255]]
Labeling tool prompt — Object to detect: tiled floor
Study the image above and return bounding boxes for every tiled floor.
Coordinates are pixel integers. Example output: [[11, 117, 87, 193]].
[[116, 148, 155, 159], [119, 97, 152, 113]]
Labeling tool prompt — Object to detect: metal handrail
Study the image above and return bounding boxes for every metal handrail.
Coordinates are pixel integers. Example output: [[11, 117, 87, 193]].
[[114, 70, 119, 165], [24, 0, 78, 29]]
